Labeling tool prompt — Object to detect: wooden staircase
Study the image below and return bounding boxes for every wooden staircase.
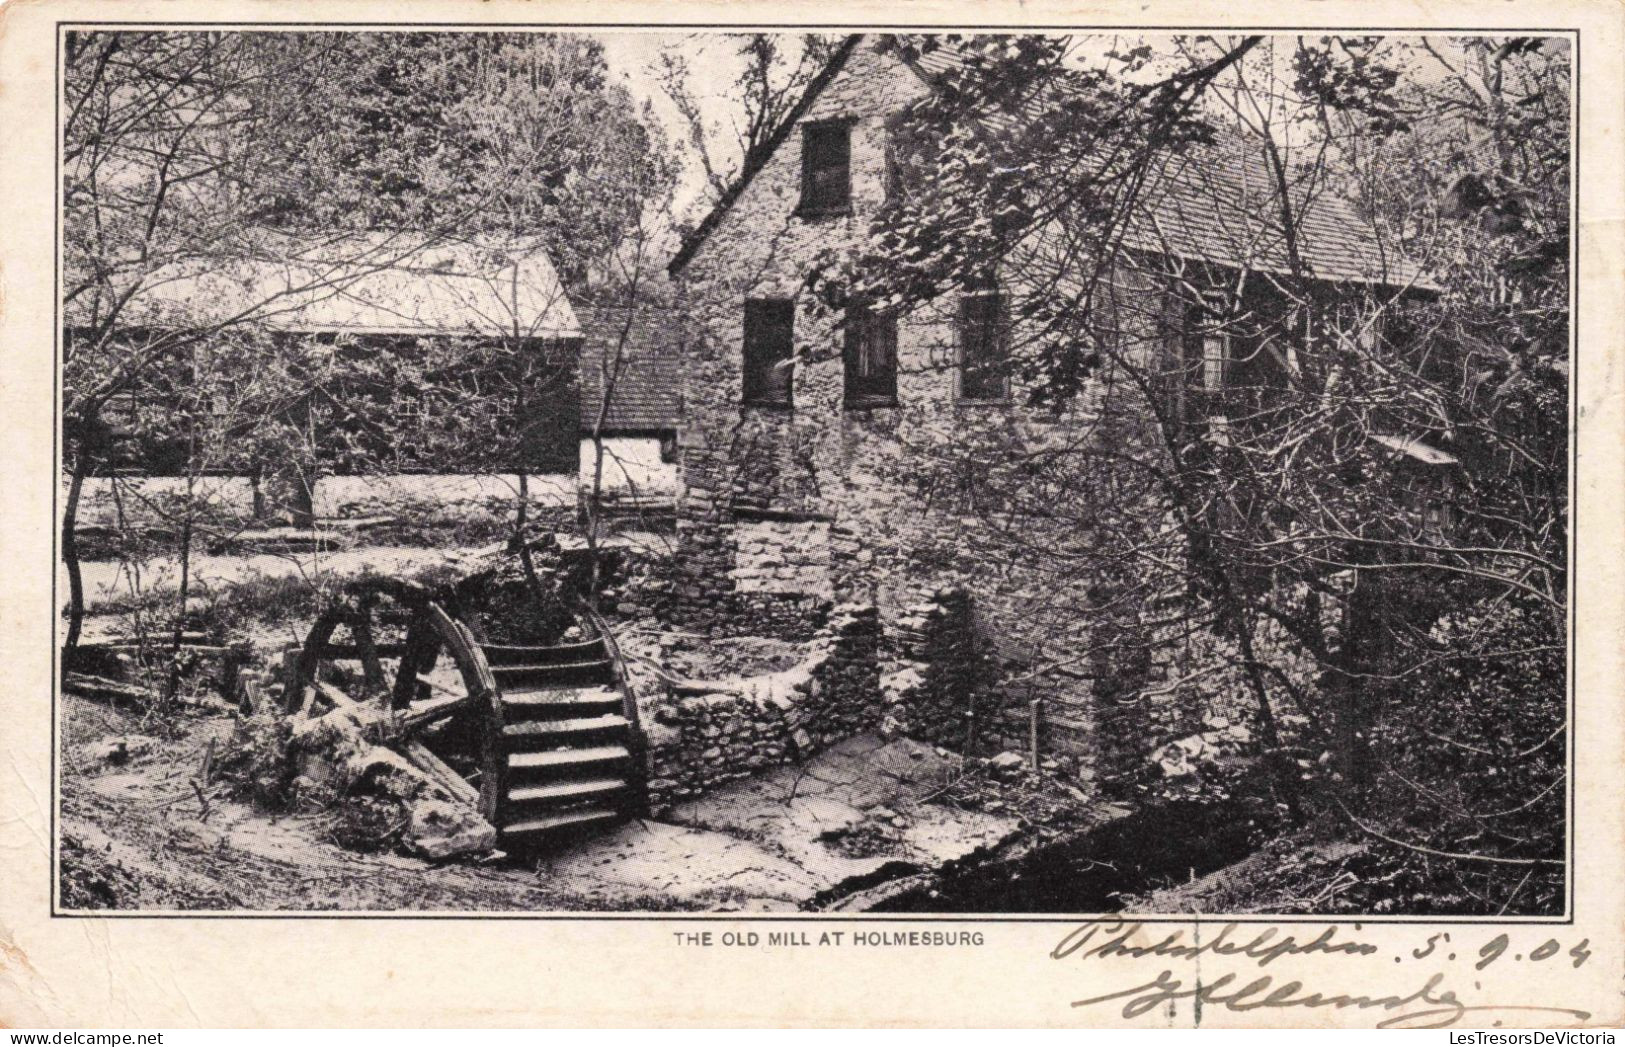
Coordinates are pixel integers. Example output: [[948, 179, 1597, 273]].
[[480, 630, 648, 850]]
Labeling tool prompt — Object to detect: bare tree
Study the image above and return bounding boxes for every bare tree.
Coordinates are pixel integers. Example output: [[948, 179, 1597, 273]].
[[802, 33, 1568, 912]]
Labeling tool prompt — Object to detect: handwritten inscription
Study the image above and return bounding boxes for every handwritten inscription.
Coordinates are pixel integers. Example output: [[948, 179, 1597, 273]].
[[1054, 919, 1593, 1029], [1053, 920, 1378, 966]]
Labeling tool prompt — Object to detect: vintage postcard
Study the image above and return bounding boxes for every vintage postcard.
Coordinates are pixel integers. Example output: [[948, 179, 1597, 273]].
[[0, 0, 1621, 1028]]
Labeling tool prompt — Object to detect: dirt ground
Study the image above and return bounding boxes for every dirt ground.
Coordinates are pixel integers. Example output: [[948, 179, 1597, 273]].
[[56, 694, 1053, 914], [56, 695, 735, 912]]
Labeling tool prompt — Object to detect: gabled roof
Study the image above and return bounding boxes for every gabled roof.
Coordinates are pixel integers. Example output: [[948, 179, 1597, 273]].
[[578, 306, 684, 432], [670, 34, 1431, 291], [72, 229, 580, 338]]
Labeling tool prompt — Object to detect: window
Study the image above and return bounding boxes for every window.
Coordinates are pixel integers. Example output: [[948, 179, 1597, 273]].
[[1423, 495, 1454, 535], [1201, 327, 1228, 392], [1335, 300, 1382, 353], [843, 301, 897, 406], [1184, 299, 1231, 394], [884, 112, 925, 203], [1170, 294, 1236, 437], [396, 392, 431, 425], [743, 298, 795, 406], [958, 287, 1009, 401], [659, 433, 678, 464], [799, 121, 852, 215]]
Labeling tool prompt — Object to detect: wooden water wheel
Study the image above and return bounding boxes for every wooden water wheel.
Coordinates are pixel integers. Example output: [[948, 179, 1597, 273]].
[[284, 578, 646, 848]]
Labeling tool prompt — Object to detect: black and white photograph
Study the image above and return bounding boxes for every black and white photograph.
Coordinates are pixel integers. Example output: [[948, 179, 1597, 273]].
[[52, 25, 1574, 921]]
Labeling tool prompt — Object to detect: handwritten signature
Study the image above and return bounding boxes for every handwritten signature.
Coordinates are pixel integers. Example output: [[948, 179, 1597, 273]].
[[1054, 920, 1592, 1029]]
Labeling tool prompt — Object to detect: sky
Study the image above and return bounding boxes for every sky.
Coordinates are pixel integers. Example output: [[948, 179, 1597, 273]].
[[595, 31, 766, 220]]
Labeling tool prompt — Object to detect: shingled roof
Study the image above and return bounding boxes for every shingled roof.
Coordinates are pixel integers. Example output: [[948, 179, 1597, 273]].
[[73, 229, 580, 338], [578, 306, 685, 433], [671, 35, 1431, 290], [1122, 137, 1433, 289]]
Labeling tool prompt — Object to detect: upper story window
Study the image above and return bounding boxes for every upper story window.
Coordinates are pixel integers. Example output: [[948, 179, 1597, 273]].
[[884, 112, 926, 203], [1333, 300, 1383, 353], [799, 120, 852, 216], [1178, 293, 1235, 393], [1194, 303, 1230, 394], [958, 283, 1010, 401], [1174, 292, 1241, 442], [844, 301, 898, 407], [743, 298, 795, 407]]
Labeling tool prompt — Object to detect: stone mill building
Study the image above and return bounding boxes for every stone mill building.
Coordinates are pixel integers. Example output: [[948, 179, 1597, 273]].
[[656, 35, 1431, 783]]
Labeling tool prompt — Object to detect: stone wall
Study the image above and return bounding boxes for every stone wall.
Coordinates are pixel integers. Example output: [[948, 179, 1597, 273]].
[[74, 476, 259, 532], [578, 436, 678, 498], [878, 589, 994, 749], [662, 39, 1171, 779], [732, 517, 832, 596], [643, 604, 880, 811]]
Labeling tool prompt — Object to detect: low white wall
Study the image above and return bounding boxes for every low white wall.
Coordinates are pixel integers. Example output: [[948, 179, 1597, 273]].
[[313, 473, 575, 517], [71, 473, 577, 528], [74, 476, 258, 529], [578, 436, 677, 497], [70, 449, 675, 530]]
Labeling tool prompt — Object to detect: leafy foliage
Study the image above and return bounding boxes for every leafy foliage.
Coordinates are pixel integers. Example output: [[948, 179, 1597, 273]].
[[803, 34, 1569, 913]]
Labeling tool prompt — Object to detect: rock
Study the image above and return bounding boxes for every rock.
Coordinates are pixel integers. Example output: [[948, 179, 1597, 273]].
[[78, 735, 158, 766], [405, 799, 497, 860], [987, 751, 1025, 774], [297, 752, 343, 792], [349, 747, 432, 800]]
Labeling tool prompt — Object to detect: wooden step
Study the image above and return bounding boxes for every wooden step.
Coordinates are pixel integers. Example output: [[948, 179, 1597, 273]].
[[502, 684, 621, 704], [501, 687, 624, 719], [507, 777, 628, 804], [492, 659, 613, 688], [481, 639, 606, 668], [508, 744, 631, 770], [503, 714, 630, 739], [502, 807, 623, 837]]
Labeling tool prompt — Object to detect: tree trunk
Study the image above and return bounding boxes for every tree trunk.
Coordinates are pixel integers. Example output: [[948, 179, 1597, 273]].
[[291, 463, 317, 529], [164, 502, 195, 702], [515, 468, 547, 600], [60, 448, 92, 661]]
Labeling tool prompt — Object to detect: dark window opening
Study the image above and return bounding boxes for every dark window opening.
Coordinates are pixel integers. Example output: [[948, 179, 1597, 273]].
[[743, 298, 795, 407], [659, 433, 678, 464], [885, 112, 925, 203], [844, 301, 898, 406], [800, 121, 852, 215], [958, 287, 1009, 401]]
